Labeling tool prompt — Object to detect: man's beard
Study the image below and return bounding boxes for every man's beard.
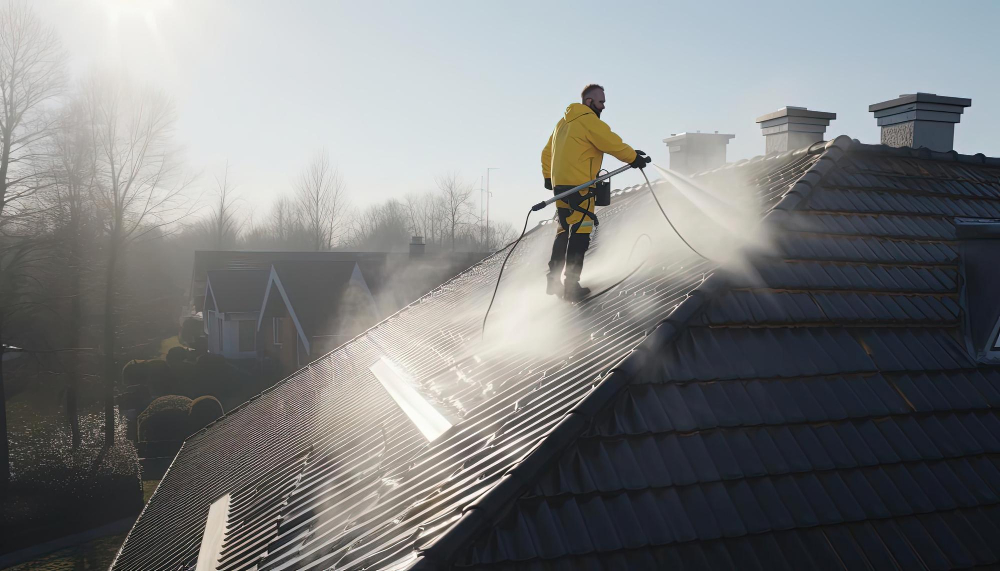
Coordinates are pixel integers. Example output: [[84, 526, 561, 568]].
[[588, 103, 602, 118]]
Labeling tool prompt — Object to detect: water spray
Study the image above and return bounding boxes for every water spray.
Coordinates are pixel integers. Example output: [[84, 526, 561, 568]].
[[481, 164, 711, 338]]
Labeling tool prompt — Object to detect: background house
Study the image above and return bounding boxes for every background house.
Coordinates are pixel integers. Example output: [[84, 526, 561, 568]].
[[256, 261, 380, 372], [202, 269, 269, 359]]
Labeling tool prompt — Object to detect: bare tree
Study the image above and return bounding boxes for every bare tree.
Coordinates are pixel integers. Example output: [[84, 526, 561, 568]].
[[0, 0, 65, 489], [485, 220, 517, 251], [436, 172, 474, 250], [269, 196, 299, 245], [294, 150, 348, 251], [201, 161, 243, 250], [83, 73, 190, 445], [347, 199, 410, 251], [47, 98, 97, 448]]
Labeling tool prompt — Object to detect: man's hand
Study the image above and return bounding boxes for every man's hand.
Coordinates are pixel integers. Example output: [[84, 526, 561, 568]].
[[630, 150, 651, 169], [544, 178, 553, 190]]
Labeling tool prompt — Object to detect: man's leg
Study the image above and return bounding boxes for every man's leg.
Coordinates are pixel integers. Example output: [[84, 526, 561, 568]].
[[546, 204, 572, 295], [563, 231, 591, 301], [547, 229, 568, 294]]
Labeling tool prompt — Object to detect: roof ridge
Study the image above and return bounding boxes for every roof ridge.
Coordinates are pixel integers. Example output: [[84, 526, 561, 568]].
[[406, 134, 857, 570], [847, 140, 1000, 166]]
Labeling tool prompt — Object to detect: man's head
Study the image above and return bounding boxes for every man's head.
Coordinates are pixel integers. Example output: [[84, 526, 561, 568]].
[[581, 84, 605, 118]]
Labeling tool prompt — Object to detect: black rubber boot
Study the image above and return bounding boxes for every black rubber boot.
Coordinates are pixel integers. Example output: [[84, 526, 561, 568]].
[[563, 281, 592, 302], [563, 233, 591, 302], [546, 272, 563, 295], [547, 230, 569, 296]]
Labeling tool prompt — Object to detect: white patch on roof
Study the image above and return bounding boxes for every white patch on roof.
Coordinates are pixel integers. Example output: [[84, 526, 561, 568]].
[[370, 357, 452, 442], [195, 492, 231, 571]]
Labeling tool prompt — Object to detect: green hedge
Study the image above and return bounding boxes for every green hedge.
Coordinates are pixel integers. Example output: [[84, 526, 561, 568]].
[[137, 395, 193, 442], [188, 395, 224, 432]]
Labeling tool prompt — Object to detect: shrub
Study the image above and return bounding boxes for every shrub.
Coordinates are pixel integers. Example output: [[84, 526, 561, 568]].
[[121, 359, 143, 385], [196, 352, 227, 371], [167, 360, 200, 398], [180, 317, 204, 347], [166, 346, 193, 367], [119, 384, 152, 414], [188, 395, 224, 432], [137, 395, 193, 442]]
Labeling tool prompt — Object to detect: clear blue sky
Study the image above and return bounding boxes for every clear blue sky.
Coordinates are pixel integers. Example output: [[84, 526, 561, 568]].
[[34, 0, 1000, 228]]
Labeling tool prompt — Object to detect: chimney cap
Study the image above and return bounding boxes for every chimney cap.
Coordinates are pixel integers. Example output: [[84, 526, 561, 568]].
[[662, 132, 735, 144], [756, 106, 837, 124], [869, 92, 971, 113]]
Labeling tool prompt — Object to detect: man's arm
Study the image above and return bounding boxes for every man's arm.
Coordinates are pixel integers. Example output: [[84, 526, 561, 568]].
[[583, 115, 638, 164], [541, 132, 553, 189]]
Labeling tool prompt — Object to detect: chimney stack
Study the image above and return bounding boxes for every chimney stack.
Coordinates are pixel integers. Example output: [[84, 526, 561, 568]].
[[409, 236, 425, 258], [662, 132, 735, 174], [756, 107, 836, 154], [869, 93, 971, 152]]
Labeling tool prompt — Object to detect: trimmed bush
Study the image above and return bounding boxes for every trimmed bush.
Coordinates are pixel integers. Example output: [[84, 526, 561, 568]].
[[122, 359, 144, 386], [119, 384, 152, 414], [180, 317, 204, 347], [137, 395, 193, 442], [188, 395, 224, 432], [166, 345, 193, 367], [196, 352, 226, 371]]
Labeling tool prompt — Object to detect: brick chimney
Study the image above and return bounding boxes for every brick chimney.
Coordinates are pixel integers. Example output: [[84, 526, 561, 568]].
[[409, 236, 426, 258], [662, 131, 735, 174], [756, 107, 836, 154], [869, 93, 971, 152]]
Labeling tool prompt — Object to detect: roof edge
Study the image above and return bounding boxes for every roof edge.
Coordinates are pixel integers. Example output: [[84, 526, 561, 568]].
[[406, 134, 857, 571], [846, 140, 1000, 166], [110, 441, 187, 570]]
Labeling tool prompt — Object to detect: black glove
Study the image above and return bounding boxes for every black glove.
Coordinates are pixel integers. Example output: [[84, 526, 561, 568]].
[[630, 150, 651, 169], [544, 178, 552, 190]]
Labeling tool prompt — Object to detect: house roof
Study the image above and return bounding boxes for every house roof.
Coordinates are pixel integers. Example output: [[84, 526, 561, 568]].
[[264, 260, 374, 341], [191, 250, 485, 316], [204, 270, 269, 314], [113, 139, 1000, 571]]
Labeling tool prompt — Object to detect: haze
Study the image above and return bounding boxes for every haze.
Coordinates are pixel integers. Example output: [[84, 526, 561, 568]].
[[32, 0, 1000, 226]]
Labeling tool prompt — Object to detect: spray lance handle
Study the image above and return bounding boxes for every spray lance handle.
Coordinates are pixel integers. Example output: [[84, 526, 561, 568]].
[[534, 164, 633, 211]]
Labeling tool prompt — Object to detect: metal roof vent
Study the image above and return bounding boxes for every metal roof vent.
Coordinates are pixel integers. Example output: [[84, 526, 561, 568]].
[[869, 93, 971, 152], [195, 493, 231, 571], [662, 131, 735, 175], [956, 218, 1000, 363], [755, 107, 836, 154]]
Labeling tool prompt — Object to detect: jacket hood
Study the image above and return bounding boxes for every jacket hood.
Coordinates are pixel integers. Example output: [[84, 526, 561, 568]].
[[564, 103, 594, 122]]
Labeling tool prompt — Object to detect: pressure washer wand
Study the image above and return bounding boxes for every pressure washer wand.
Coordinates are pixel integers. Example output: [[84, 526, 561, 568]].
[[530, 164, 633, 211]]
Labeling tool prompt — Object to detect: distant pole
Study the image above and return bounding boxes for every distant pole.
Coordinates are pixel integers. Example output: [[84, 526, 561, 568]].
[[479, 175, 485, 246], [486, 167, 499, 249]]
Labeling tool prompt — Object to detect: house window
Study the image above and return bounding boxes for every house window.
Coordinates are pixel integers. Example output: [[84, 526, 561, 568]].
[[238, 320, 255, 353], [272, 317, 283, 345]]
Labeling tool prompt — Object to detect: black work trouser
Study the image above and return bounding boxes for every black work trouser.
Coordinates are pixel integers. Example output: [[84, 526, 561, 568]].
[[547, 186, 593, 285]]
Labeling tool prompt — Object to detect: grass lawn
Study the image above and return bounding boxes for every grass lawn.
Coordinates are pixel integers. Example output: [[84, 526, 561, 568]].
[[158, 336, 182, 359], [143, 480, 160, 503]]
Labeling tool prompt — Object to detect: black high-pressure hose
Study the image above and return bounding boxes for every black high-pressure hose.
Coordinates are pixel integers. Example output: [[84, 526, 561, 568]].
[[481, 165, 709, 337]]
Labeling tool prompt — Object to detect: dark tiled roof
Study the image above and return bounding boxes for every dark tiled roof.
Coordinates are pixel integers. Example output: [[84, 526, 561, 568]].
[[268, 260, 369, 339], [113, 139, 1000, 571], [205, 270, 269, 313], [450, 141, 1000, 570]]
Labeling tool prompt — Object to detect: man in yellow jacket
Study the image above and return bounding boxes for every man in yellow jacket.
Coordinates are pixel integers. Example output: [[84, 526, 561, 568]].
[[541, 84, 650, 301]]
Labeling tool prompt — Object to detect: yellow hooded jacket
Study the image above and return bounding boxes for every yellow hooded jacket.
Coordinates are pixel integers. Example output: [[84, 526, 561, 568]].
[[541, 103, 638, 234]]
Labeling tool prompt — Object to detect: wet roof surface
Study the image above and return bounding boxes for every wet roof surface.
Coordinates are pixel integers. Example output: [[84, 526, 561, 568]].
[[114, 139, 1000, 571]]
